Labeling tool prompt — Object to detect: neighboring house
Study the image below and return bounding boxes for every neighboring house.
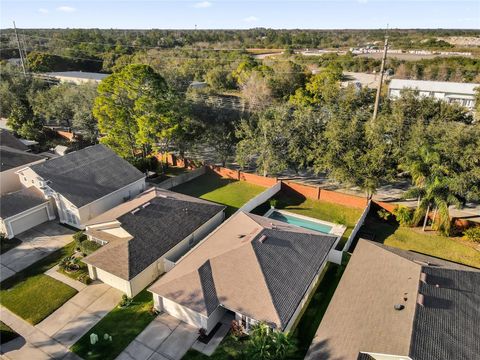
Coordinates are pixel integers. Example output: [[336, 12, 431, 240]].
[[0, 145, 45, 195], [17, 144, 146, 229], [305, 240, 480, 360], [0, 187, 55, 239], [82, 187, 225, 297], [388, 79, 480, 110], [0, 129, 29, 152], [149, 211, 338, 335], [189, 81, 207, 89], [45, 71, 108, 84]]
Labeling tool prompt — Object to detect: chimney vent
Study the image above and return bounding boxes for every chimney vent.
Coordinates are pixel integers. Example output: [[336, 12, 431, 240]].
[[417, 293, 425, 306], [420, 272, 427, 283], [259, 235, 267, 243], [394, 304, 405, 311]]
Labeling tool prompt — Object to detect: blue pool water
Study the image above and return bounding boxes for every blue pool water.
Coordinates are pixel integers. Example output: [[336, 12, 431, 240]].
[[267, 211, 333, 234]]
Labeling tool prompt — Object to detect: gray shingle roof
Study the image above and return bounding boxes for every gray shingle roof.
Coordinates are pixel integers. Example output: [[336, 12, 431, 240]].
[[410, 267, 480, 360], [252, 228, 336, 329], [0, 146, 44, 172], [0, 130, 28, 151], [30, 144, 144, 207], [84, 189, 225, 280], [0, 187, 48, 219], [199, 260, 220, 315]]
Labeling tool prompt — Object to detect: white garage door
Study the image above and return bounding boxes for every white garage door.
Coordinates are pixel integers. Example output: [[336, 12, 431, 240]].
[[10, 207, 49, 236], [162, 297, 204, 329]]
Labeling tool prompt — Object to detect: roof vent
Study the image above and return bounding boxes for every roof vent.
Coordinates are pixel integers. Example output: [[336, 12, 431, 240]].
[[258, 235, 268, 243], [158, 194, 167, 198], [420, 272, 428, 283], [141, 202, 151, 208], [417, 293, 424, 306], [131, 208, 141, 215], [414, 260, 430, 266], [394, 304, 405, 311]]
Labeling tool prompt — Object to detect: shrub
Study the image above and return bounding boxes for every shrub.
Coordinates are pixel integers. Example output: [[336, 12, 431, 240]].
[[269, 199, 278, 208], [392, 206, 414, 227], [80, 240, 101, 255], [377, 209, 391, 221], [77, 273, 92, 285], [118, 294, 133, 308], [464, 227, 480, 243], [59, 256, 80, 272], [73, 231, 87, 247]]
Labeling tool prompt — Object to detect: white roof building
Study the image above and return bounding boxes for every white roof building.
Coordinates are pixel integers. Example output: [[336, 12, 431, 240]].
[[45, 71, 108, 84], [389, 79, 480, 110]]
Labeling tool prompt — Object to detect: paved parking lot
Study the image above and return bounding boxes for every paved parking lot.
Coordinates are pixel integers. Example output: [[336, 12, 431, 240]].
[[116, 313, 198, 360], [0, 222, 73, 282]]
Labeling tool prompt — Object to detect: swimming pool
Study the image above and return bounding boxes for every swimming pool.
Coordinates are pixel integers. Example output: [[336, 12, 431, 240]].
[[267, 210, 333, 234]]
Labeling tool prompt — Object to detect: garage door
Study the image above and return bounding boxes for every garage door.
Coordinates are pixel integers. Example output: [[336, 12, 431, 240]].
[[10, 207, 49, 236], [162, 297, 204, 328]]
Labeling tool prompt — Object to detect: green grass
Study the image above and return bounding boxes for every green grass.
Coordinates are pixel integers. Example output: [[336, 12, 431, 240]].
[[165, 166, 190, 177], [0, 321, 20, 344], [0, 237, 22, 255], [182, 263, 345, 360], [0, 275, 77, 324], [253, 191, 364, 248], [71, 290, 156, 360], [0, 242, 78, 325], [362, 216, 480, 268], [173, 171, 266, 217]]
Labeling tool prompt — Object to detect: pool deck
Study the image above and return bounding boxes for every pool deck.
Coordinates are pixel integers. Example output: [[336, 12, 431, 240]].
[[264, 208, 347, 238]]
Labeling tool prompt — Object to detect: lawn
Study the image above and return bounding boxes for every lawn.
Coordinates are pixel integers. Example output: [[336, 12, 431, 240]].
[[182, 263, 345, 360], [361, 215, 480, 268], [165, 166, 190, 177], [253, 191, 364, 248], [71, 289, 156, 360], [173, 171, 266, 217], [0, 321, 20, 344], [0, 275, 77, 325], [0, 237, 22, 255], [0, 242, 78, 325]]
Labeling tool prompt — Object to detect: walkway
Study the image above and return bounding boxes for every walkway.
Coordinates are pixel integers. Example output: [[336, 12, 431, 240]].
[[1, 278, 121, 359], [0, 222, 73, 282], [36, 281, 122, 348], [116, 313, 198, 360]]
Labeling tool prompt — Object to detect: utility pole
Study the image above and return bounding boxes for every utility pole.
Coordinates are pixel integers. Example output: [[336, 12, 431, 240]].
[[372, 30, 389, 121], [21, 33, 29, 71], [13, 21, 27, 76]]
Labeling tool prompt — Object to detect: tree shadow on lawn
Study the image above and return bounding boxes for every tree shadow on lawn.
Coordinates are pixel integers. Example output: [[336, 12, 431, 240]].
[[172, 172, 237, 199]]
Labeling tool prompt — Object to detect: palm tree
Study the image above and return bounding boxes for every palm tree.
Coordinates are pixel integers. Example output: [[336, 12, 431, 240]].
[[402, 145, 460, 234], [243, 323, 297, 360]]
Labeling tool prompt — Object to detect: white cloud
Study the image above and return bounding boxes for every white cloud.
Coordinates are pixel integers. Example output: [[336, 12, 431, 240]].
[[357, 0, 368, 3], [243, 16, 259, 23], [56, 6, 76, 13], [193, 1, 212, 8], [38, 8, 49, 14]]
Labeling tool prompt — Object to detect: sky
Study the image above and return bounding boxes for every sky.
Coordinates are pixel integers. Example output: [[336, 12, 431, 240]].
[[1, 0, 479, 29]]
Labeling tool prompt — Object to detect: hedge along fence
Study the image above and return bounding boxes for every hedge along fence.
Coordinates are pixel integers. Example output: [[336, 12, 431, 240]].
[[156, 166, 206, 190], [342, 200, 371, 253]]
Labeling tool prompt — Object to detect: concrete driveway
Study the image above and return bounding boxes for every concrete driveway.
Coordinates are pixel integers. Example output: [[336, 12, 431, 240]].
[[116, 313, 198, 360], [0, 222, 74, 282], [36, 282, 123, 347]]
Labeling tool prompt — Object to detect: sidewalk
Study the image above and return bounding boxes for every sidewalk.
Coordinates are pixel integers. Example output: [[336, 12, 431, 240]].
[[0, 306, 81, 360]]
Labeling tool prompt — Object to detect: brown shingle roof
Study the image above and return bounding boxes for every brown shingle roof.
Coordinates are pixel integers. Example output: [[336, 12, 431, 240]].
[[305, 240, 480, 360], [149, 212, 337, 330]]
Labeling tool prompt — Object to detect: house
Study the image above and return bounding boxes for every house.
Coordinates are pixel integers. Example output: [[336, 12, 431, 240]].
[[1, 134, 46, 194], [45, 71, 108, 85], [388, 79, 480, 110], [82, 187, 225, 297], [148, 211, 338, 335], [0, 187, 55, 239], [17, 144, 146, 229], [305, 240, 480, 360]]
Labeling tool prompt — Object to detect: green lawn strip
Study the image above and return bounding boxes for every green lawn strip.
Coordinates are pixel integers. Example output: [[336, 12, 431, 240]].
[[0, 242, 78, 325], [183, 263, 345, 360], [291, 263, 345, 358], [71, 289, 156, 360], [0, 321, 20, 344], [0, 237, 22, 255], [363, 216, 480, 268], [0, 275, 77, 325], [173, 172, 266, 217]]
